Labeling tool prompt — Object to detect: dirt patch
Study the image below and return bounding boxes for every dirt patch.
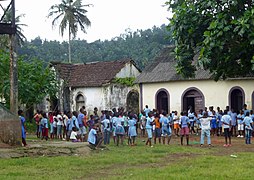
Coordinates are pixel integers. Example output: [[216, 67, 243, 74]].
[[0, 138, 91, 158]]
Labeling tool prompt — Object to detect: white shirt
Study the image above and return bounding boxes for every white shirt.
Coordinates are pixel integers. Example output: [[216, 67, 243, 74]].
[[70, 131, 77, 140], [200, 117, 212, 130], [56, 114, 63, 126]]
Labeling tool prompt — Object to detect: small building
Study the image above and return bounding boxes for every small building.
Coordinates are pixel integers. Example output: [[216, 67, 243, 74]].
[[136, 47, 254, 113], [52, 59, 141, 114], [0, 104, 21, 146]]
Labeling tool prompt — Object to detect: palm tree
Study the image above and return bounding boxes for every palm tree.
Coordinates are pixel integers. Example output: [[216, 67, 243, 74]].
[[48, 0, 91, 63]]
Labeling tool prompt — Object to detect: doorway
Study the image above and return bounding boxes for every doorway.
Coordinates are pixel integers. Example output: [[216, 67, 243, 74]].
[[156, 89, 170, 114], [229, 87, 245, 112], [182, 88, 205, 113]]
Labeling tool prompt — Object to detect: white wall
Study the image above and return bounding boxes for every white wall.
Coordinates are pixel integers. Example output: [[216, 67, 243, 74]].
[[71, 87, 104, 115], [116, 62, 140, 78], [141, 79, 254, 112]]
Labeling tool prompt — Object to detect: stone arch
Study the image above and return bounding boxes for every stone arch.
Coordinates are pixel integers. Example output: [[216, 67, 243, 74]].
[[75, 93, 86, 111], [181, 87, 205, 114], [126, 90, 139, 114], [155, 88, 170, 114], [228, 86, 245, 112]]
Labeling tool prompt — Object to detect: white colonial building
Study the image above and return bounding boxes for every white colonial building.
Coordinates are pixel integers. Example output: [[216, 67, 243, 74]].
[[52, 59, 141, 114], [136, 47, 254, 113]]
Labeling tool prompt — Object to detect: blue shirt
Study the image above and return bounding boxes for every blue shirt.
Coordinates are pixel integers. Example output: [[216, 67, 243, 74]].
[[88, 128, 97, 145], [160, 116, 169, 128], [237, 114, 244, 125], [144, 108, 151, 117], [243, 116, 253, 130], [180, 116, 189, 128], [221, 114, 231, 128], [41, 118, 48, 128], [71, 116, 80, 130], [78, 113, 84, 127], [188, 113, 195, 122], [146, 117, 153, 129], [66, 119, 72, 131], [230, 112, 237, 126], [102, 119, 110, 131]]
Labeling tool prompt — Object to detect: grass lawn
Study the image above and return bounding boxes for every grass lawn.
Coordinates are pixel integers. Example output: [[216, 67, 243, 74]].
[[0, 136, 254, 180]]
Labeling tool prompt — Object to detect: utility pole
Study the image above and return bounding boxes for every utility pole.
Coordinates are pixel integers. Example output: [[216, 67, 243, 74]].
[[9, 0, 18, 114]]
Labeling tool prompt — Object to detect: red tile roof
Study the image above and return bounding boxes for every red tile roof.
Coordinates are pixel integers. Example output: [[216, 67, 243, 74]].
[[52, 59, 137, 87]]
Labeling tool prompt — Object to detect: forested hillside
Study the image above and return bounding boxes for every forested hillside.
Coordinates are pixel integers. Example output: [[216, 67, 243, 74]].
[[17, 24, 172, 69]]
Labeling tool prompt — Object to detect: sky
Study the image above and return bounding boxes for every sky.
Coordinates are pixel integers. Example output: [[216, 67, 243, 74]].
[[1, 0, 170, 43]]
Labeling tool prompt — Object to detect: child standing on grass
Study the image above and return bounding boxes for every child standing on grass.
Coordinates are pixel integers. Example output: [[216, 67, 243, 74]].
[[221, 110, 232, 147], [154, 113, 161, 144], [173, 111, 180, 136], [237, 110, 245, 138], [146, 112, 154, 147], [101, 115, 111, 145], [210, 111, 217, 136], [48, 112, 54, 140], [66, 111, 72, 141], [199, 112, 212, 147], [160, 112, 172, 145], [242, 112, 253, 144], [128, 114, 137, 146], [18, 110, 27, 147], [41, 112, 49, 141], [179, 112, 190, 146]]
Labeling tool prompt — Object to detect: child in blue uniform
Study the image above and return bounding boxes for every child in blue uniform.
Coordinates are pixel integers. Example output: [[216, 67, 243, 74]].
[[18, 110, 27, 147], [128, 114, 137, 146], [210, 111, 217, 136], [160, 112, 171, 145], [146, 112, 154, 147]]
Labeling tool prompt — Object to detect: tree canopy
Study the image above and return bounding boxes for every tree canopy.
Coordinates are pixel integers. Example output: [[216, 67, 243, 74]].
[[167, 0, 254, 80], [0, 50, 59, 110], [17, 25, 172, 70]]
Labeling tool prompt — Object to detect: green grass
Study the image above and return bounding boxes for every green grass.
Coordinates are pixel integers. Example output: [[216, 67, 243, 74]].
[[0, 140, 253, 180]]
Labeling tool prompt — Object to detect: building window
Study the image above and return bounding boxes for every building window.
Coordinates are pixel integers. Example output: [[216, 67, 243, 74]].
[[76, 94, 85, 111], [228, 86, 245, 112], [182, 87, 205, 113], [155, 88, 170, 114]]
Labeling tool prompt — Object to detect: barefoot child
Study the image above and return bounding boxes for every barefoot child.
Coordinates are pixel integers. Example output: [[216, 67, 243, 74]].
[[242, 112, 253, 144], [41, 112, 49, 141], [154, 113, 161, 144], [160, 112, 171, 145], [128, 114, 137, 146], [221, 110, 232, 147], [179, 111, 190, 145], [146, 112, 154, 147]]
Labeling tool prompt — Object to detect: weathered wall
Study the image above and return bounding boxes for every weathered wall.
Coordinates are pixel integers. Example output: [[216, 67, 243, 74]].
[[0, 105, 22, 146], [70, 84, 139, 115], [141, 79, 254, 112]]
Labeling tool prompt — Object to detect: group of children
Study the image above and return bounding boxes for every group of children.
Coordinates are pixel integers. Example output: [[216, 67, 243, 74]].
[[19, 104, 253, 148]]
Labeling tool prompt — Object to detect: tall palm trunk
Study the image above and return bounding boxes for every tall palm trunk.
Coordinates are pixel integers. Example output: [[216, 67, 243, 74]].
[[9, 0, 18, 114], [9, 34, 18, 114], [68, 23, 71, 63]]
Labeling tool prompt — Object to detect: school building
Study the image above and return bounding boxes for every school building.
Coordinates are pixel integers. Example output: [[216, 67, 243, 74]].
[[136, 47, 254, 113]]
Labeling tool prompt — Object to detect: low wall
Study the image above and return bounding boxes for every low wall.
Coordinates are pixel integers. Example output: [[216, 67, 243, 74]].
[[0, 105, 22, 146]]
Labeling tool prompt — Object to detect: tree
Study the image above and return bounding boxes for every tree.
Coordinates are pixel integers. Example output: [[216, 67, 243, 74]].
[[0, 50, 59, 110], [48, 0, 92, 63], [167, 0, 254, 80], [0, 8, 27, 49]]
